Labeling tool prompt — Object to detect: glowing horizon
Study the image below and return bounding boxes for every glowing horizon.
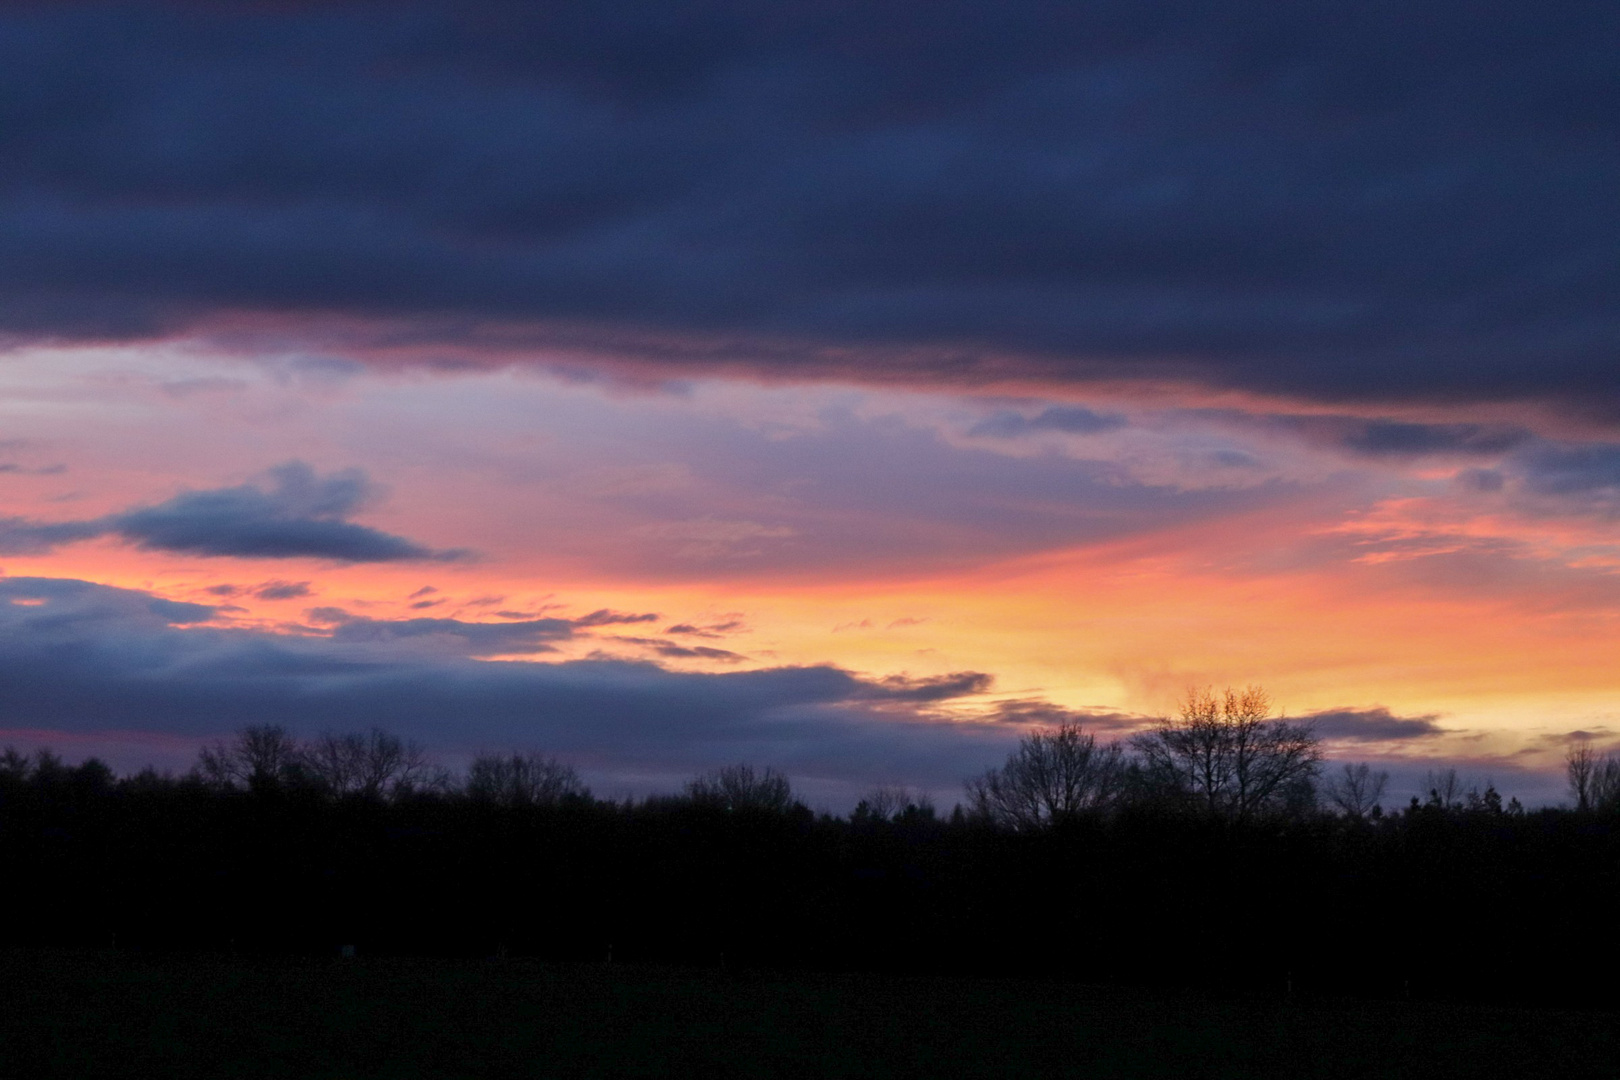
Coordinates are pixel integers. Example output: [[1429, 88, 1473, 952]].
[[0, 341, 1611, 807], [0, 2, 1612, 808]]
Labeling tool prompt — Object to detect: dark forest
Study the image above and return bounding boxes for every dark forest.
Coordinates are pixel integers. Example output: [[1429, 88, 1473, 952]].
[[4, 693, 1616, 1009]]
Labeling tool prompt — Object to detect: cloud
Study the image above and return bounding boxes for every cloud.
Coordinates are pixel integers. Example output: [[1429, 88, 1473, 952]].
[[313, 606, 660, 657], [969, 406, 1126, 439], [0, 575, 216, 627], [0, 3, 1611, 410], [1270, 415, 1533, 460], [973, 699, 1154, 734], [107, 462, 456, 561], [0, 574, 1022, 791], [858, 672, 994, 703], [572, 609, 661, 628], [252, 580, 312, 601], [578, 400, 1295, 580], [1300, 706, 1446, 742], [1453, 468, 1506, 493], [663, 620, 746, 639], [1336, 421, 1530, 458], [0, 462, 459, 562], [607, 636, 748, 663], [0, 574, 1580, 803], [1517, 444, 1620, 496], [323, 614, 580, 657], [630, 518, 797, 560], [199, 580, 313, 600], [0, 518, 106, 555]]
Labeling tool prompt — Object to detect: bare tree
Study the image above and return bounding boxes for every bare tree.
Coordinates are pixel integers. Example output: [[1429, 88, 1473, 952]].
[[1595, 756, 1620, 811], [195, 724, 304, 789], [305, 728, 436, 799], [1324, 762, 1389, 819], [685, 763, 795, 812], [1568, 740, 1598, 811], [853, 785, 935, 822], [0, 746, 30, 782], [465, 752, 589, 806], [1424, 767, 1465, 810], [1566, 739, 1620, 813], [966, 723, 1123, 830], [1132, 686, 1322, 820]]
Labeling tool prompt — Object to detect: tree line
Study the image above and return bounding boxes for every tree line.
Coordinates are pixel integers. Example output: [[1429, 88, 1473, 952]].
[[8, 684, 1538, 822], [965, 686, 1533, 827], [1, 686, 1615, 1006]]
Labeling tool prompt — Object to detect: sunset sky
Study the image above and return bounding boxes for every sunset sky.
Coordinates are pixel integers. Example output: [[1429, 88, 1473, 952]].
[[0, 2, 1614, 806]]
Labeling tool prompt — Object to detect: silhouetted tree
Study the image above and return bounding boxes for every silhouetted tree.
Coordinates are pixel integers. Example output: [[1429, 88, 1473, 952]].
[[465, 752, 588, 806], [304, 728, 437, 799], [1424, 767, 1465, 810], [29, 749, 67, 786], [1324, 762, 1389, 819], [71, 757, 115, 795], [853, 785, 935, 823], [195, 724, 305, 789], [1132, 686, 1321, 820], [685, 764, 795, 812], [120, 766, 177, 795], [1595, 756, 1620, 812], [966, 723, 1123, 829], [1567, 740, 1598, 810], [0, 746, 30, 782], [0, 728, 1593, 1004], [1466, 782, 1504, 815]]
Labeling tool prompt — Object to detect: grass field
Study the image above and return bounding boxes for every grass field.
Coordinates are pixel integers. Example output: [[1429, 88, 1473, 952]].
[[0, 950, 1612, 1078]]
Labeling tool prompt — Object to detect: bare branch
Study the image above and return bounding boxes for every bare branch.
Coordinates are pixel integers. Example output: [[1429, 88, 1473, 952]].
[[1324, 762, 1389, 819], [466, 752, 590, 807], [685, 763, 794, 812], [966, 723, 1123, 829], [1130, 685, 1322, 820]]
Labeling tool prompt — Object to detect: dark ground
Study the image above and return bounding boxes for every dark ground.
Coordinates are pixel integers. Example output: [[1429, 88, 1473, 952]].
[[0, 949, 1612, 1079]]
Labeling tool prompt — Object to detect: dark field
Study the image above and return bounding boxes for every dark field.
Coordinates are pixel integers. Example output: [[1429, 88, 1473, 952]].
[[0, 950, 1612, 1079]]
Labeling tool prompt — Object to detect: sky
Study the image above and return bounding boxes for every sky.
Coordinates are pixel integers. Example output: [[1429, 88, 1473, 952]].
[[0, 1, 1614, 807]]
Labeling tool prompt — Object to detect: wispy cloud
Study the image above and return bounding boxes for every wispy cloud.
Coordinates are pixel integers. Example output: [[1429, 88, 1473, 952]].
[[0, 575, 1020, 790]]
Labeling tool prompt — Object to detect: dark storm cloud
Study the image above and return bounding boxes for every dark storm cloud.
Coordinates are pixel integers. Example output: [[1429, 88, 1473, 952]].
[[0, 461, 458, 562], [0, 574, 1020, 787], [1301, 706, 1445, 741], [0, 3, 1613, 408]]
